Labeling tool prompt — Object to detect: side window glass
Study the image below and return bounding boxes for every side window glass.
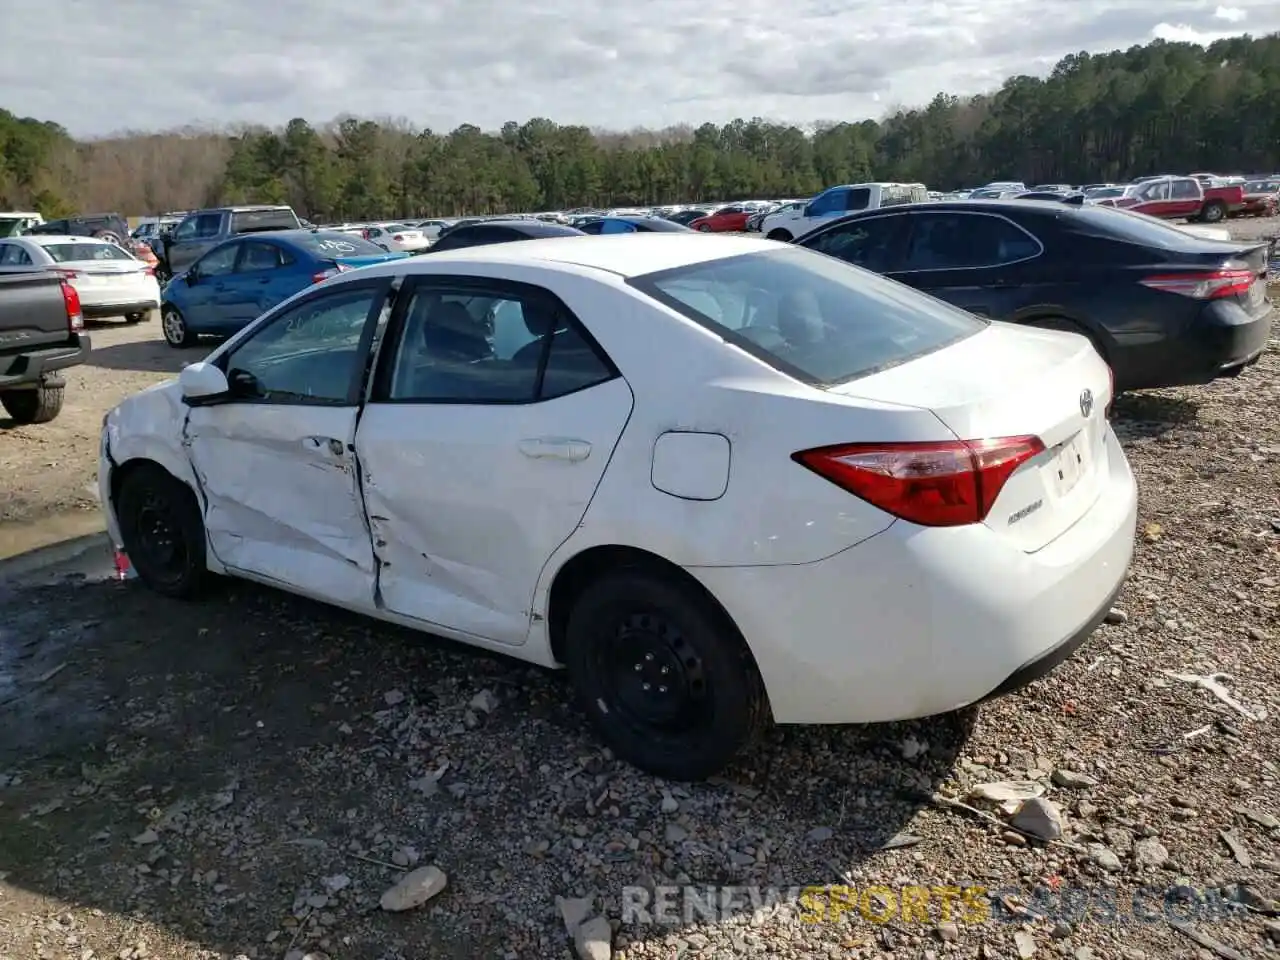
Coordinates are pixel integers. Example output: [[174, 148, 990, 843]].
[[173, 218, 198, 240], [224, 286, 378, 404], [195, 243, 239, 277], [194, 214, 222, 238], [808, 218, 899, 272], [387, 286, 611, 403], [236, 241, 282, 272], [601, 220, 636, 234], [1172, 180, 1199, 200], [808, 191, 840, 216], [845, 188, 871, 211], [903, 214, 1038, 270], [0, 244, 33, 266]]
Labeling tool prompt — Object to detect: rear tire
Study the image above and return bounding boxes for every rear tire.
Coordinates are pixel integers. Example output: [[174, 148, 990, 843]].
[[116, 464, 208, 600], [92, 230, 123, 246], [563, 570, 769, 781], [766, 229, 793, 242], [1, 385, 64, 424], [697, 224, 712, 232], [1199, 201, 1227, 223]]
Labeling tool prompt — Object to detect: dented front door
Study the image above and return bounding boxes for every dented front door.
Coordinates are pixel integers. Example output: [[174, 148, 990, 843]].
[[181, 280, 391, 608], [185, 405, 375, 606]]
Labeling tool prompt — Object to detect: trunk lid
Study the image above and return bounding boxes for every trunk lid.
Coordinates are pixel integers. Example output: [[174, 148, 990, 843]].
[[827, 322, 1113, 552], [1149, 242, 1272, 318], [333, 253, 409, 270]]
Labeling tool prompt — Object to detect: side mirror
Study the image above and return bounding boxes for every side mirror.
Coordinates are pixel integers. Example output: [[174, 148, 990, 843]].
[[179, 362, 229, 403], [184, 269, 198, 285]]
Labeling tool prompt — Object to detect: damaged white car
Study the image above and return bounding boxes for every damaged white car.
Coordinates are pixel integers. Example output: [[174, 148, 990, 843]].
[[99, 234, 1137, 780]]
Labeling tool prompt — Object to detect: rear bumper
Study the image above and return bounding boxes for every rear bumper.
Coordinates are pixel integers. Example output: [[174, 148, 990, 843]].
[[1113, 300, 1273, 390], [82, 299, 159, 319], [689, 424, 1137, 725], [0, 333, 91, 389]]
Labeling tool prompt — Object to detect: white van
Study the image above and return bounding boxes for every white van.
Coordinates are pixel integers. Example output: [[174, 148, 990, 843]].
[[760, 183, 927, 241]]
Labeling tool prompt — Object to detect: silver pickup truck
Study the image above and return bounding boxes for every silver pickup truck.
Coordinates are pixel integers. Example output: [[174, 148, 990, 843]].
[[150, 205, 300, 280], [0, 271, 90, 424]]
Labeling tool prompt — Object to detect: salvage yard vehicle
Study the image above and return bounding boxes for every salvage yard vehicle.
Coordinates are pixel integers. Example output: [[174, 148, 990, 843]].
[[0, 235, 160, 323], [100, 234, 1136, 780], [760, 183, 928, 242], [151, 205, 301, 281], [0, 269, 88, 424], [798, 200, 1274, 391], [1094, 175, 1244, 223], [158, 229, 409, 347]]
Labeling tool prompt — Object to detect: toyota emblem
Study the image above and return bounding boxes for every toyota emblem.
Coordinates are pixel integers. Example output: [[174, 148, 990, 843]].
[[1079, 388, 1094, 418]]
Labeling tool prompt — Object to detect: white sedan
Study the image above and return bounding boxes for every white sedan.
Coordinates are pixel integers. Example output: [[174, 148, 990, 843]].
[[0, 234, 160, 322], [362, 222, 431, 253], [98, 234, 1136, 780]]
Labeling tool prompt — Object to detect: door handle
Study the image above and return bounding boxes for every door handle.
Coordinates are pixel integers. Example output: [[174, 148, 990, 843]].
[[518, 438, 592, 461], [304, 435, 345, 457]]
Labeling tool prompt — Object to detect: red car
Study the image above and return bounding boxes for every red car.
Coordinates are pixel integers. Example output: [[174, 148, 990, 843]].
[[689, 205, 751, 232], [1240, 179, 1280, 217], [1098, 176, 1243, 223]]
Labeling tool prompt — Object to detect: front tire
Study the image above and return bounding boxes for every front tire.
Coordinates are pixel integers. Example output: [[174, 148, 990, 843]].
[[116, 465, 208, 599], [697, 224, 712, 232], [161, 305, 196, 348], [563, 570, 769, 781], [766, 229, 793, 242], [1, 384, 64, 424]]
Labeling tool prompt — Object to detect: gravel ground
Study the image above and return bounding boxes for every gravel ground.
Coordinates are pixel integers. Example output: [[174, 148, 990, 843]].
[[0, 220, 1278, 960]]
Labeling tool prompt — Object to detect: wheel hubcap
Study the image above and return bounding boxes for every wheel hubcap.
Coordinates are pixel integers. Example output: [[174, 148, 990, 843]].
[[604, 613, 707, 728], [163, 311, 184, 343], [133, 492, 185, 575]]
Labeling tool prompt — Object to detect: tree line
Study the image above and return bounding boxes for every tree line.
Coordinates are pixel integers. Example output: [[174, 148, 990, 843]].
[[3, 33, 1278, 222]]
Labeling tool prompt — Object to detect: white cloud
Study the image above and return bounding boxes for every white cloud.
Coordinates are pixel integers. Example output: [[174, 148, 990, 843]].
[[1, 0, 1277, 138]]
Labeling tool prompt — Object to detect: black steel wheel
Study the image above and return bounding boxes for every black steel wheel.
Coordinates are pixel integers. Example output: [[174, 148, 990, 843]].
[[116, 465, 208, 599], [563, 570, 769, 781]]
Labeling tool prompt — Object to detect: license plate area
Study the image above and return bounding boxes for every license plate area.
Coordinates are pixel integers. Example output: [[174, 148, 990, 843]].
[[1048, 432, 1089, 498]]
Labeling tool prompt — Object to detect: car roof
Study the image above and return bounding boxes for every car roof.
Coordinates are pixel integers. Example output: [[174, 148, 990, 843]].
[[18, 234, 117, 245], [457, 219, 584, 237], [361, 233, 780, 279]]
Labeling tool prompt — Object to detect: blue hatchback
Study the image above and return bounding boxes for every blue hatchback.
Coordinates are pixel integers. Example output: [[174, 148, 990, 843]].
[[159, 229, 408, 347]]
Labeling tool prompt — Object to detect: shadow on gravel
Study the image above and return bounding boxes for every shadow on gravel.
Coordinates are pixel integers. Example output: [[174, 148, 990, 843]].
[[1112, 392, 1201, 439], [0, 565, 966, 958], [84, 338, 210, 375]]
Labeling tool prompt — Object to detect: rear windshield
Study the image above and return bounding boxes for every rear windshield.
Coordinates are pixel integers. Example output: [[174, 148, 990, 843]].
[[43, 242, 133, 262], [297, 232, 386, 257], [1245, 180, 1279, 192], [230, 209, 299, 233], [1070, 205, 1217, 250], [883, 185, 926, 206], [628, 246, 985, 386]]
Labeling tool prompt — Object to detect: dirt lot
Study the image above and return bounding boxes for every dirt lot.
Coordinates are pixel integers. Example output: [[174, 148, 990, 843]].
[[1, 223, 1279, 959]]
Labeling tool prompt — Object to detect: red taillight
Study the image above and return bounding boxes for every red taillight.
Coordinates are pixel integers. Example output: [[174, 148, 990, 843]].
[[143, 266, 156, 277], [392, 234, 404, 242], [1139, 268, 1254, 300], [792, 436, 1046, 527], [61, 281, 84, 333], [311, 263, 353, 284]]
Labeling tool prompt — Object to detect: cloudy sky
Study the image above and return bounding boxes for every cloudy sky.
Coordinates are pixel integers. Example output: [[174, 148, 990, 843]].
[[4, 0, 1278, 138]]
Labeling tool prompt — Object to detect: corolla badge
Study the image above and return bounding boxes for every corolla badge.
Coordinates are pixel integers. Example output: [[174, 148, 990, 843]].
[[1079, 388, 1094, 418]]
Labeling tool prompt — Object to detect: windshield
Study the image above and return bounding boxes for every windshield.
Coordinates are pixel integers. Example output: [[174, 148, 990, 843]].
[[43, 242, 134, 262], [1071, 205, 1228, 250], [628, 247, 985, 386], [296, 232, 387, 257], [1086, 187, 1125, 198]]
